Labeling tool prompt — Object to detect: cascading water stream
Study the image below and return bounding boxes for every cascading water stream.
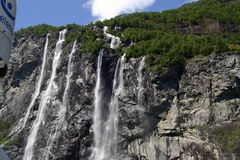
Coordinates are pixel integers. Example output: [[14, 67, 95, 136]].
[[137, 57, 146, 112], [91, 54, 125, 160], [91, 53, 104, 160], [135, 57, 146, 159], [23, 29, 67, 160], [102, 54, 125, 159], [103, 26, 121, 49], [22, 34, 49, 129], [61, 40, 77, 128], [43, 41, 77, 160]]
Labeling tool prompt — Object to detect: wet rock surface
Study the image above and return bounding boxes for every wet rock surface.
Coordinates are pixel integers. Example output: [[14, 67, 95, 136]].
[[0, 32, 240, 160]]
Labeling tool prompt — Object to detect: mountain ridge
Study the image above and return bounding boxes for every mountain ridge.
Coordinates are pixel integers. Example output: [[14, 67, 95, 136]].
[[15, 0, 240, 72]]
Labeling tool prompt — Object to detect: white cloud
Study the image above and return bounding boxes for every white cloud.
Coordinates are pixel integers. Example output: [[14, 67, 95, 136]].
[[85, 0, 156, 20]]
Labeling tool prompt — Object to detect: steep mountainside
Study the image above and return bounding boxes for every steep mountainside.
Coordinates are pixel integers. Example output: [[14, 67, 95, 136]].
[[0, 0, 240, 160]]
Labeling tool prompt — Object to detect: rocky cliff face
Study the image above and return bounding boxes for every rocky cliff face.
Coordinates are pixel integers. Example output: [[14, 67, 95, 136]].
[[0, 29, 240, 160]]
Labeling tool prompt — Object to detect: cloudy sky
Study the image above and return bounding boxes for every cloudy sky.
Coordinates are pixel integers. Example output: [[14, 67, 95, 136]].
[[16, 0, 194, 30]]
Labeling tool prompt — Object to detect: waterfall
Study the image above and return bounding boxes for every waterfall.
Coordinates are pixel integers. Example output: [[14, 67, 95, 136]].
[[23, 29, 67, 160], [43, 41, 77, 160], [136, 57, 146, 159], [137, 57, 146, 112], [22, 34, 49, 129], [62, 40, 77, 127], [91, 54, 125, 160], [103, 26, 121, 49], [102, 54, 125, 159], [91, 53, 104, 160]]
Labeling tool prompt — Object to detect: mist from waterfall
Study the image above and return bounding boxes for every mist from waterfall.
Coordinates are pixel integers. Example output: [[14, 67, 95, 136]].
[[22, 34, 49, 129], [43, 41, 77, 160], [23, 29, 67, 160], [91, 53, 125, 160]]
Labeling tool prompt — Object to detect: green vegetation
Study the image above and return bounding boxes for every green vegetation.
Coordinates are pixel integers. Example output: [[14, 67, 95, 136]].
[[16, 23, 108, 55], [0, 118, 16, 145], [199, 122, 240, 157], [104, 0, 240, 29], [15, 24, 62, 37], [100, 0, 240, 71], [213, 124, 240, 153], [0, 138, 9, 145], [0, 118, 15, 132], [15, 0, 240, 71], [65, 24, 108, 54], [81, 40, 108, 55]]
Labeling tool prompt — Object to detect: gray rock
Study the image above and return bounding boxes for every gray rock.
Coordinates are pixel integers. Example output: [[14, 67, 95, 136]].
[[0, 32, 239, 160]]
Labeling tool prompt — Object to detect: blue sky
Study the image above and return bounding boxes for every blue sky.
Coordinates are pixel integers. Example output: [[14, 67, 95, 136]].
[[16, 0, 188, 31]]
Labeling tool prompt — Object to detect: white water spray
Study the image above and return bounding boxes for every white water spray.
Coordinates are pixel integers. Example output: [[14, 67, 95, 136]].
[[43, 41, 77, 160], [103, 26, 121, 49], [91, 54, 125, 160], [22, 34, 49, 129], [23, 29, 67, 160]]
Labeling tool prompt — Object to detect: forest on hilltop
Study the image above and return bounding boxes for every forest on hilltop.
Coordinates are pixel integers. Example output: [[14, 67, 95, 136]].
[[16, 0, 240, 71]]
